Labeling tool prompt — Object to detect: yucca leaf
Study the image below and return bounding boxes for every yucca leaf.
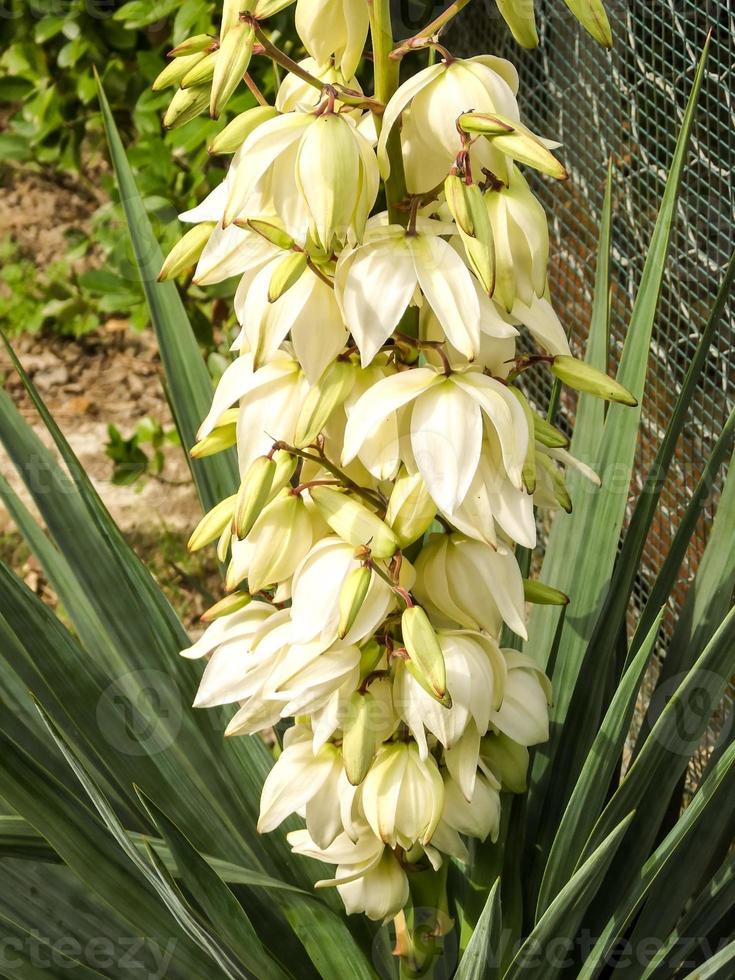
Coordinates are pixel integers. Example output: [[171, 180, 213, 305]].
[[504, 812, 634, 980], [640, 855, 735, 979], [36, 701, 257, 980], [0, 912, 108, 979], [95, 74, 238, 512], [136, 787, 293, 980], [0, 354, 307, 883], [537, 608, 665, 915], [585, 609, 735, 872], [456, 878, 502, 980], [523, 42, 709, 892], [0, 728, 214, 978], [682, 942, 735, 980], [567, 157, 612, 463], [628, 408, 735, 660], [576, 739, 735, 978]]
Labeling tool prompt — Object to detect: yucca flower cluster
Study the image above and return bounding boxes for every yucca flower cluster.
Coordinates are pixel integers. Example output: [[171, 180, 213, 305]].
[[159, 0, 634, 924]]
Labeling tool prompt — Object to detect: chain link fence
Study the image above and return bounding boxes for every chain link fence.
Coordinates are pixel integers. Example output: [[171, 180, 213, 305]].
[[451, 0, 735, 787]]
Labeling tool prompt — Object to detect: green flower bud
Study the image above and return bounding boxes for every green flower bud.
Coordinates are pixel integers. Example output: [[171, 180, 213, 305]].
[[509, 387, 536, 493], [480, 732, 529, 793], [246, 219, 295, 250], [533, 414, 569, 449], [190, 423, 237, 458], [208, 105, 278, 154], [168, 34, 216, 58], [342, 691, 377, 786], [550, 355, 637, 406], [233, 455, 276, 538], [201, 591, 251, 622], [210, 20, 255, 119], [565, 0, 612, 47], [294, 360, 354, 448], [163, 85, 210, 130], [401, 606, 450, 706], [158, 222, 216, 282], [152, 51, 206, 91], [270, 449, 298, 495], [523, 578, 569, 605], [237, 490, 312, 593], [309, 486, 398, 559], [268, 251, 308, 303], [496, 0, 539, 49], [444, 174, 495, 293], [338, 565, 372, 639], [536, 454, 572, 513], [181, 50, 218, 89], [385, 468, 436, 548], [358, 639, 383, 679], [188, 494, 236, 551], [460, 112, 568, 180]]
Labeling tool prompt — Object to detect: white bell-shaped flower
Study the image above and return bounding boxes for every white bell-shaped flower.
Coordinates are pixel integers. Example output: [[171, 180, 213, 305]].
[[289, 536, 399, 648], [342, 366, 528, 514], [360, 741, 444, 848], [377, 57, 521, 193], [288, 827, 409, 921], [335, 219, 482, 366], [294, 0, 369, 79], [394, 630, 506, 758], [197, 350, 308, 476], [258, 725, 344, 848], [489, 650, 553, 745], [233, 258, 348, 383], [433, 769, 502, 858], [413, 533, 528, 639]]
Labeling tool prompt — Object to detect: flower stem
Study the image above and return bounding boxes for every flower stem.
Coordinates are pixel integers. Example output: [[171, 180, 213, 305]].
[[391, 0, 474, 60], [368, 0, 408, 224]]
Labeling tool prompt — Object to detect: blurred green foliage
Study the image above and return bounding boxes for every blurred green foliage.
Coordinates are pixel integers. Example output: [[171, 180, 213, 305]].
[[0, 0, 285, 341]]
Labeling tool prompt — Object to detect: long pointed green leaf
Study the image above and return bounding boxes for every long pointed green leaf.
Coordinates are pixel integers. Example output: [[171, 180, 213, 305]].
[[640, 855, 735, 980], [577, 739, 735, 978], [537, 608, 665, 915], [0, 728, 213, 979], [682, 941, 735, 980], [580, 605, 735, 873], [36, 702, 253, 980], [504, 813, 634, 980], [136, 788, 292, 980], [456, 879, 502, 980], [0, 912, 108, 979], [95, 74, 238, 512], [524, 43, 709, 892]]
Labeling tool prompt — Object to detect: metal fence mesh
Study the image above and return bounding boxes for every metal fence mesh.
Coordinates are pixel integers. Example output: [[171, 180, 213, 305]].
[[451, 0, 735, 786]]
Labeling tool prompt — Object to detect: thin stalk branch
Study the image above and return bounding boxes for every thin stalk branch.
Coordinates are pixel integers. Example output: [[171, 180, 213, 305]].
[[391, 0, 473, 59]]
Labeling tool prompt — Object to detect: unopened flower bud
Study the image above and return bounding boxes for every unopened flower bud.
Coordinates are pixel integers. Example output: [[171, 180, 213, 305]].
[[190, 424, 237, 458], [208, 105, 279, 154], [233, 455, 276, 538], [342, 690, 377, 785], [152, 52, 206, 91], [158, 222, 216, 281], [201, 591, 252, 622], [533, 414, 568, 448], [566, 0, 612, 47], [294, 360, 355, 448], [220, 0, 251, 39], [338, 565, 372, 639], [271, 449, 298, 493], [550, 355, 637, 406], [384, 468, 436, 548], [168, 34, 215, 57], [309, 486, 398, 559], [536, 453, 572, 513], [523, 578, 569, 606], [247, 219, 295, 250], [163, 85, 210, 129], [181, 50, 218, 89], [210, 20, 255, 119], [231, 489, 312, 593], [358, 639, 383, 678], [188, 494, 236, 551], [268, 251, 308, 303], [480, 732, 529, 793], [401, 605, 450, 706], [461, 112, 567, 179], [444, 174, 495, 294], [509, 387, 536, 493], [495, 0, 539, 49]]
